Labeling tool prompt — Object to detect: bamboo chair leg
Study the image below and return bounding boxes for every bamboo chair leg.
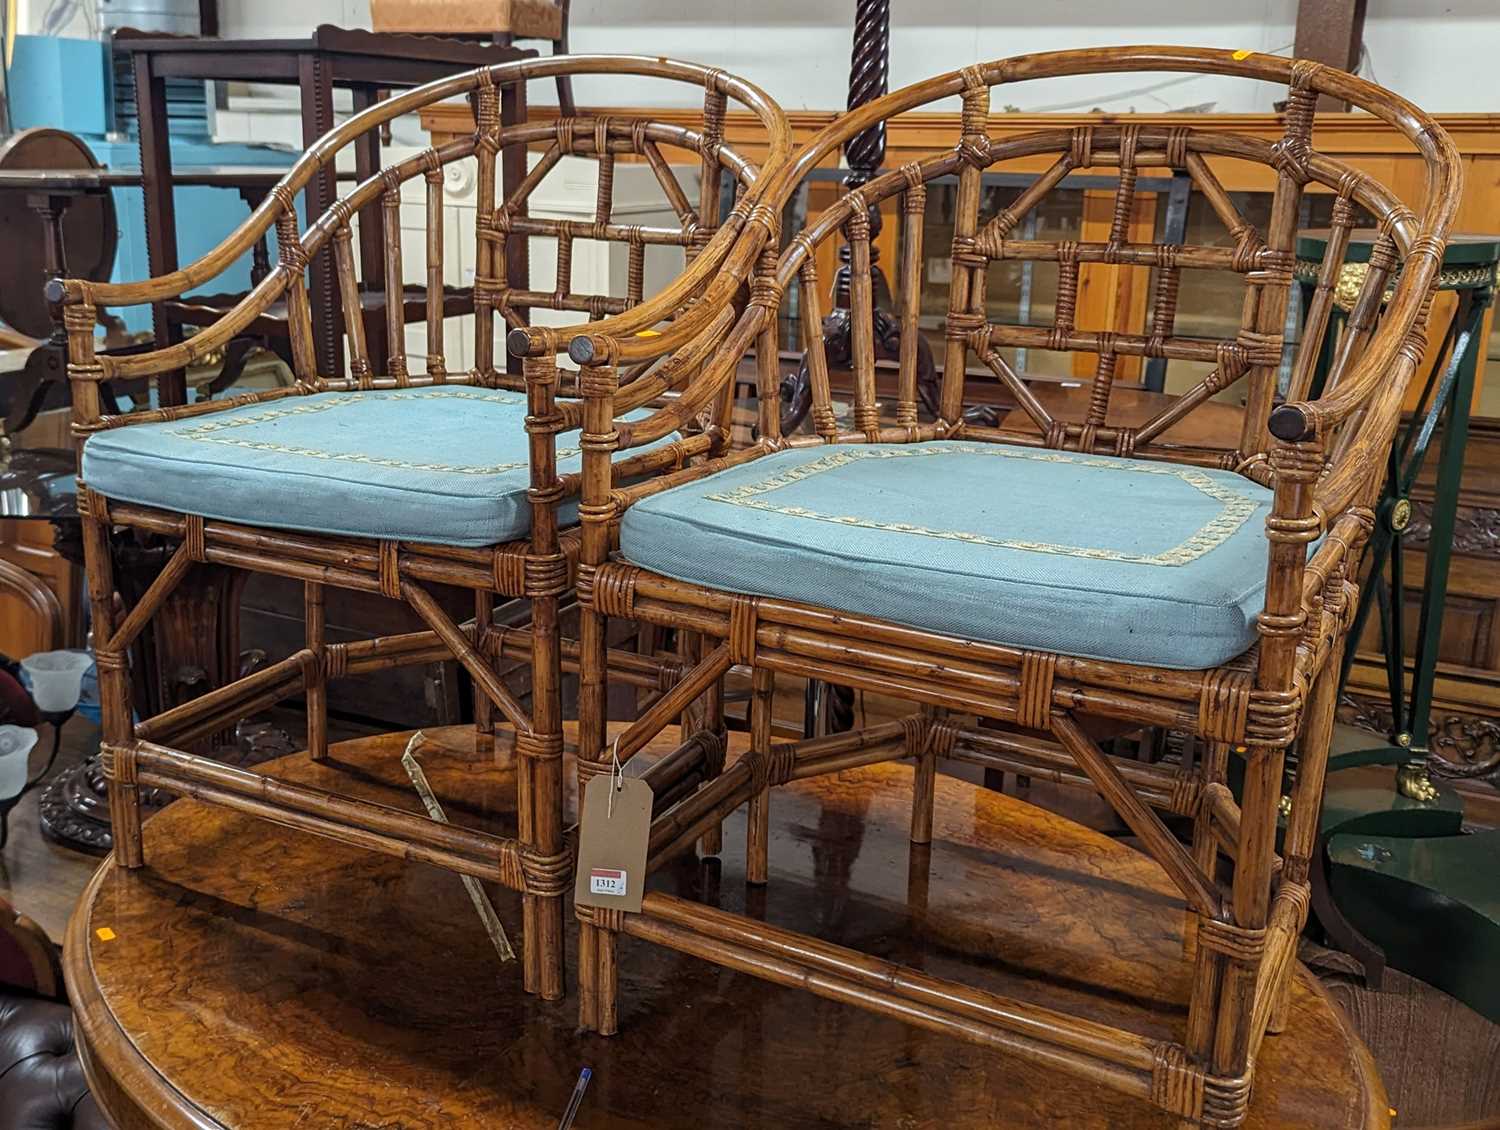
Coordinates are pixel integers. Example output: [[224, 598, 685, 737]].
[[1269, 637, 1346, 1035], [528, 587, 566, 1002], [577, 559, 611, 1027], [473, 592, 495, 756], [910, 711, 939, 845], [1182, 926, 1226, 1081], [1191, 741, 1230, 876], [512, 724, 539, 998], [1183, 739, 1231, 1120], [700, 680, 726, 856], [80, 512, 143, 868], [681, 632, 727, 858], [305, 582, 327, 762], [746, 667, 774, 885], [578, 918, 599, 1031], [910, 750, 937, 844], [104, 748, 143, 870], [1185, 740, 1229, 960], [596, 923, 619, 1036], [1211, 739, 1286, 1094], [577, 606, 609, 797]]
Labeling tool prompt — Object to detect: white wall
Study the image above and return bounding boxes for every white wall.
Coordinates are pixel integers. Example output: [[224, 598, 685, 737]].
[[556, 0, 1300, 113], [217, 0, 370, 37], [24, 0, 1500, 115], [1361, 0, 1500, 112]]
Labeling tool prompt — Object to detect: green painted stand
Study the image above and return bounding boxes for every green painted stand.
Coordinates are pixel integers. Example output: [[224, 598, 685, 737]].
[[1292, 231, 1500, 1012]]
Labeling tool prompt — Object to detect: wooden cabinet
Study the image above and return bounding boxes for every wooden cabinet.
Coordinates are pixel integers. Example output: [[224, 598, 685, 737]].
[[0, 521, 76, 658]]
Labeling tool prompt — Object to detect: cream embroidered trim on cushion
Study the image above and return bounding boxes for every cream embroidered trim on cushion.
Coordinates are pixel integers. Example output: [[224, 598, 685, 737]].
[[703, 444, 1260, 568], [170, 389, 587, 476]]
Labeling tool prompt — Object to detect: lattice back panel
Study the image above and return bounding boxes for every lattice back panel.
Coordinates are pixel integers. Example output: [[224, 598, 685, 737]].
[[783, 60, 1429, 480]]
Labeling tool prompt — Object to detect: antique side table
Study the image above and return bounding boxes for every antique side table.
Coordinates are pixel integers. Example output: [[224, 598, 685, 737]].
[[66, 724, 1388, 1128]]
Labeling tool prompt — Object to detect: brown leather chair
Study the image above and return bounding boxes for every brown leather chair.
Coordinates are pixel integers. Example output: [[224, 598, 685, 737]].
[[0, 900, 109, 1129]]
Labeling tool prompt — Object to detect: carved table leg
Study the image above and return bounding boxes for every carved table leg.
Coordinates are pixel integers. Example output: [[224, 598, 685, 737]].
[[40, 521, 245, 853]]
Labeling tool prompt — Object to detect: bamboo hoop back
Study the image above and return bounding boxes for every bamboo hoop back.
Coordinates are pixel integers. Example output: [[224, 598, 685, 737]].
[[52, 55, 791, 414]]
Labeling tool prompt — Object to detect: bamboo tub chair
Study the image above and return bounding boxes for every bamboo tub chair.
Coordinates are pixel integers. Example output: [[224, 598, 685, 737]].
[[52, 55, 789, 1003], [562, 48, 1460, 1125]]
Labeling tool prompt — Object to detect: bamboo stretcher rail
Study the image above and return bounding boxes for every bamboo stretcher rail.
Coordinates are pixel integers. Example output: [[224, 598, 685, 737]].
[[105, 542, 194, 655], [624, 579, 1223, 737], [636, 732, 717, 792], [402, 581, 533, 734], [612, 645, 732, 764], [131, 741, 520, 871], [141, 775, 517, 882], [166, 685, 309, 753], [952, 726, 1186, 796], [318, 621, 679, 691], [753, 636, 1199, 734], [134, 650, 315, 744], [1052, 714, 1222, 918], [649, 767, 712, 821], [647, 753, 760, 862], [956, 748, 1178, 810], [623, 911, 1156, 1098], [638, 891, 1161, 1083], [647, 725, 912, 871], [628, 571, 1217, 705]]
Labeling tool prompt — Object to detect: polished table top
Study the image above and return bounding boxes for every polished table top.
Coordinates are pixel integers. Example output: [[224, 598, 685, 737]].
[[66, 724, 1387, 1128]]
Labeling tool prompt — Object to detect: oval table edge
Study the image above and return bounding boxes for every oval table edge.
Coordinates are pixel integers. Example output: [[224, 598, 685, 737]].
[[66, 859, 226, 1130]]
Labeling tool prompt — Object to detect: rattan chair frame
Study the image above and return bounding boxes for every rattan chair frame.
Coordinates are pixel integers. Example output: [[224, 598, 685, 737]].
[[560, 48, 1460, 1125], [54, 55, 791, 1002]]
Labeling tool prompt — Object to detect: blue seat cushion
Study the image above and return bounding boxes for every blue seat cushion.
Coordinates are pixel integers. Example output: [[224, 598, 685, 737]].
[[618, 442, 1280, 670], [82, 386, 653, 548]]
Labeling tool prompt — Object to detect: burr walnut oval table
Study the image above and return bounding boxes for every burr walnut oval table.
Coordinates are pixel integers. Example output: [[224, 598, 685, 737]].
[[63, 724, 1386, 1129]]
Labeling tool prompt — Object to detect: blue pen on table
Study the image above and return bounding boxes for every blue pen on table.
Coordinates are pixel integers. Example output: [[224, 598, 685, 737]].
[[557, 1067, 592, 1129]]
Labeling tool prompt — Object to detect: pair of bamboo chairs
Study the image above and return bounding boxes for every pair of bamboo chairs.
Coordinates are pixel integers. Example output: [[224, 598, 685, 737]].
[[58, 46, 1458, 1128]]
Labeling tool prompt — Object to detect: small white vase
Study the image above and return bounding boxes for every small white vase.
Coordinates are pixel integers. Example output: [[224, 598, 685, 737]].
[[20, 650, 92, 713]]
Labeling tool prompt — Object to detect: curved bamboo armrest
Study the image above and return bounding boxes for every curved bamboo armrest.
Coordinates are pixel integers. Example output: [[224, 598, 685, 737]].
[[1269, 222, 1453, 521], [1268, 233, 1446, 446], [558, 201, 780, 368]]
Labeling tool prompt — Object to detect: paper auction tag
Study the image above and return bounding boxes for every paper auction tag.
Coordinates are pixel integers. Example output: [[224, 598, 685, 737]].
[[573, 773, 653, 914]]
